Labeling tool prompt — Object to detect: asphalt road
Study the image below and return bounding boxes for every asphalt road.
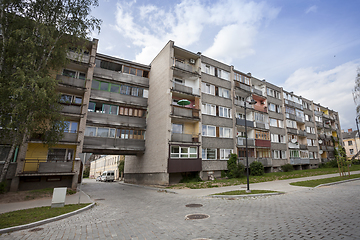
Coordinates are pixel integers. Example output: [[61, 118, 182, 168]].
[[1, 179, 360, 239]]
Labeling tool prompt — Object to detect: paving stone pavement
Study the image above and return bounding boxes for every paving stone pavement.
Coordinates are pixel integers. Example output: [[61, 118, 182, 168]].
[[1, 180, 360, 240]]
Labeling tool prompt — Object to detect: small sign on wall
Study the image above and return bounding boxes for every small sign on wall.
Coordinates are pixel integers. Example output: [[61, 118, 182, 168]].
[[51, 187, 67, 208]]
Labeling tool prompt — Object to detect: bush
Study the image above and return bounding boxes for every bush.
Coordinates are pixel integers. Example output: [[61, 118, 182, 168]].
[[319, 159, 338, 168], [281, 164, 294, 172], [221, 170, 227, 178], [179, 172, 202, 183], [227, 154, 245, 178], [250, 161, 264, 176], [83, 166, 90, 178], [0, 181, 7, 194]]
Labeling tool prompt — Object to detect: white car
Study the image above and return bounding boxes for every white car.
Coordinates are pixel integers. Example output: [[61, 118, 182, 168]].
[[96, 175, 102, 181]]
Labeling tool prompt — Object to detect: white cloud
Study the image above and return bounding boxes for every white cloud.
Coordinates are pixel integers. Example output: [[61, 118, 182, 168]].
[[284, 61, 360, 130], [113, 0, 280, 64], [306, 5, 318, 14]]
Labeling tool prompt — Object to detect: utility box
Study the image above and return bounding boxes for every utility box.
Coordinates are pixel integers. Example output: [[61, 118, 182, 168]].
[[51, 187, 67, 208]]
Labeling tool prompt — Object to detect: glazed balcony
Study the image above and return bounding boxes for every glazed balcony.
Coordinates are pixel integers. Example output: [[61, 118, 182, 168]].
[[171, 106, 200, 120], [285, 99, 303, 110], [90, 89, 148, 107]]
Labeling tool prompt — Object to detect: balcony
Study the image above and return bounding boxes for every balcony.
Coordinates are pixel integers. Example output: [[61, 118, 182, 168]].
[[254, 122, 269, 130], [172, 82, 199, 96], [297, 130, 307, 137], [254, 104, 268, 113], [171, 133, 199, 143], [67, 51, 90, 64], [56, 74, 86, 90], [300, 159, 310, 164], [286, 113, 296, 121], [235, 81, 251, 92], [60, 133, 79, 144], [258, 158, 272, 167], [236, 118, 254, 128], [252, 87, 263, 96], [87, 111, 146, 129], [171, 106, 200, 120], [310, 159, 320, 165], [83, 136, 145, 155], [22, 160, 75, 173], [237, 137, 255, 147], [324, 123, 331, 129], [327, 146, 334, 151], [314, 111, 322, 117], [93, 67, 149, 88], [61, 104, 82, 116], [287, 128, 298, 135], [285, 100, 303, 110], [320, 145, 327, 150], [173, 60, 198, 75], [290, 157, 301, 165], [255, 139, 271, 148], [238, 157, 256, 166], [299, 144, 308, 150], [90, 89, 148, 107], [295, 116, 305, 123], [234, 99, 254, 109]]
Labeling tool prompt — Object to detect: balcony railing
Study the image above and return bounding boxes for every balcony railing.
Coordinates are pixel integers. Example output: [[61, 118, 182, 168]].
[[61, 104, 82, 116], [290, 157, 301, 165], [316, 122, 323, 128], [171, 133, 199, 143], [254, 104, 268, 113], [67, 51, 90, 64], [297, 130, 307, 137], [237, 137, 255, 147], [300, 159, 310, 164], [314, 111, 322, 116], [235, 81, 251, 92], [295, 116, 305, 123], [254, 122, 269, 130], [172, 82, 199, 95], [258, 158, 272, 167], [174, 60, 195, 73], [56, 74, 86, 89], [171, 106, 200, 119], [287, 128, 298, 135], [299, 144, 308, 150], [23, 159, 75, 173], [234, 99, 254, 109], [236, 118, 254, 128], [238, 157, 256, 166], [252, 87, 263, 96], [286, 113, 296, 121]]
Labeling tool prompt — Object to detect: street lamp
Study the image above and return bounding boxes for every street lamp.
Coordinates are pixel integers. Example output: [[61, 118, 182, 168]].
[[244, 96, 257, 193]]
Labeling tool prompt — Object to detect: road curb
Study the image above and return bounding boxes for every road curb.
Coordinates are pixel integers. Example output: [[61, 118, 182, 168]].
[[314, 177, 360, 188], [211, 192, 285, 199], [118, 182, 178, 194]]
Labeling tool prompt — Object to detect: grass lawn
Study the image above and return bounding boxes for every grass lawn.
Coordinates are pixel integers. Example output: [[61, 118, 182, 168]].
[[290, 173, 360, 188], [168, 165, 360, 189], [213, 190, 280, 195], [0, 204, 90, 229]]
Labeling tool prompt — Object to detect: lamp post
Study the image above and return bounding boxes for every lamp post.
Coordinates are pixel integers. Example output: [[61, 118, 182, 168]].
[[244, 96, 257, 193]]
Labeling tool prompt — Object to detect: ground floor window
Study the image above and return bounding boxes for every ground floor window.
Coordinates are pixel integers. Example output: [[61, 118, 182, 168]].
[[202, 148, 217, 160], [256, 149, 271, 158], [47, 148, 74, 161], [170, 146, 197, 158], [238, 148, 255, 158], [220, 149, 233, 160]]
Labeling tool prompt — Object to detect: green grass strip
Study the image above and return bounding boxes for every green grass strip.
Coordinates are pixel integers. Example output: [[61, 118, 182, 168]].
[[0, 203, 90, 229], [290, 174, 360, 188], [213, 190, 279, 195]]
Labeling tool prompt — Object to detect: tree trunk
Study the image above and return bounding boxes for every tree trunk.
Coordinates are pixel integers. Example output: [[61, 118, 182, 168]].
[[0, 143, 16, 183]]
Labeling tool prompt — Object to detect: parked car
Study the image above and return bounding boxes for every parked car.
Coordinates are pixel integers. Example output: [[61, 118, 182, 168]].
[[100, 170, 115, 182], [96, 175, 102, 181]]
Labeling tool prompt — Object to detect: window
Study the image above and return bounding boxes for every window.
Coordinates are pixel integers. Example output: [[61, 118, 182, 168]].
[[95, 59, 122, 72], [218, 106, 231, 118], [255, 130, 270, 140], [254, 112, 266, 123], [201, 63, 215, 75], [202, 148, 217, 160], [216, 69, 230, 80], [285, 107, 295, 115], [123, 66, 149, 78], [290, 150, 299, 158], [268, 103, 281, 113], [218, 87, 230, 98], [315, 116, 322, 122], [306, 126, 315, 134], [117, 129, 145, 139], [220, 149, 233, 160], [300, 150, 309, 159], [47, 148, 74, 161], [202, 125, 216, 137], [234, 73, 250, 85], [60, 94, 82, 105], [219, 127, 232, 138], [271, 134, 285, 143], [286, 119, 297, 128], [202, 103, 216, 116], [273, 150, 286, 159], [91, 79, 145, 97], [269, 118, 284, 128], [85, 126, 116, 138], [350, 149, 354, 154], [201, 82, 215, 95], [305, 114, 312, 122], [267, 88, 281, 99], [307, 139, 316, 146], [170, 146, 197, 158], [348, 141, 353, 146], [172, 123, 183, 133], [62, 69, 86, 79], [64, 121, 78, 133], [102, 104, 118, 115], [257, 149, 271, 158]]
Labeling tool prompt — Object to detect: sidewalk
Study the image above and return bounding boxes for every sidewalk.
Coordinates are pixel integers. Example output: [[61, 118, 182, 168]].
[[0, 190, 93, 214]]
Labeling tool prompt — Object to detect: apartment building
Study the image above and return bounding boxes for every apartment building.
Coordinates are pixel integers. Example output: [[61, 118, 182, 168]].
[[342, 129, 360, 160], [2, 39, 343, 189], [90, 155, 124, 179]]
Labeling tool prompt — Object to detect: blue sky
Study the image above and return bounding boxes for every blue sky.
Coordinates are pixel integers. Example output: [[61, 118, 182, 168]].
[[90, 0, 360, 131]]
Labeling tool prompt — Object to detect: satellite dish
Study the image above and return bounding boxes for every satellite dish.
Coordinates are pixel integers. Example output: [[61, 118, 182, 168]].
[[319, 150, 323, 154], [318, 140, 323, 144], [291, 139, 297, 143]]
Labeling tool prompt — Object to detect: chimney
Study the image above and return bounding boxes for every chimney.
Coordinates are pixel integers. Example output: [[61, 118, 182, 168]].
[[348, 128, 352, 132]]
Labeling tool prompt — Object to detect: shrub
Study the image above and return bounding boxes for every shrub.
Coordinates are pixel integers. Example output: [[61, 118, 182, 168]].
[[0, 181, 7, 194], [180, 172, 202, 183], [221, 170, 227, 178], [250, 161, 264, 176], [83, 166, 90, 178], [281, 164, 294, 172], [227, 154, 245, 178], [319, 159, 339, 168]]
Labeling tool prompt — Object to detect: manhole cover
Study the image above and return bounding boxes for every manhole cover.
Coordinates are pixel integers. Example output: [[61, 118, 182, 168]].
[[185, 214, 209, 220], [186, 204, 203, 208], [29, 227, 43, 232], [94, 198, 105, 201]]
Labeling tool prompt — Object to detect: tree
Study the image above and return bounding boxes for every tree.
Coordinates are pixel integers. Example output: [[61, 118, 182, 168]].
[[0, 0, 101, 182], [353, 67, 360, 116], [227, 153, 245, 179]]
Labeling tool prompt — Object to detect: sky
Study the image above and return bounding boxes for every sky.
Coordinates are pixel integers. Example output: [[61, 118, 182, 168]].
[[89, 0, 360, 131]]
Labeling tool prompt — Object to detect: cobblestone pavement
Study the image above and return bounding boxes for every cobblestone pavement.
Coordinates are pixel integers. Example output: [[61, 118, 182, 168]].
[[1, 180, 360, 240]]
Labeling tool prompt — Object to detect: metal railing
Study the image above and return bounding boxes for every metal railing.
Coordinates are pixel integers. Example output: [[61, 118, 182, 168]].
[[22, 159, 75, 173]]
